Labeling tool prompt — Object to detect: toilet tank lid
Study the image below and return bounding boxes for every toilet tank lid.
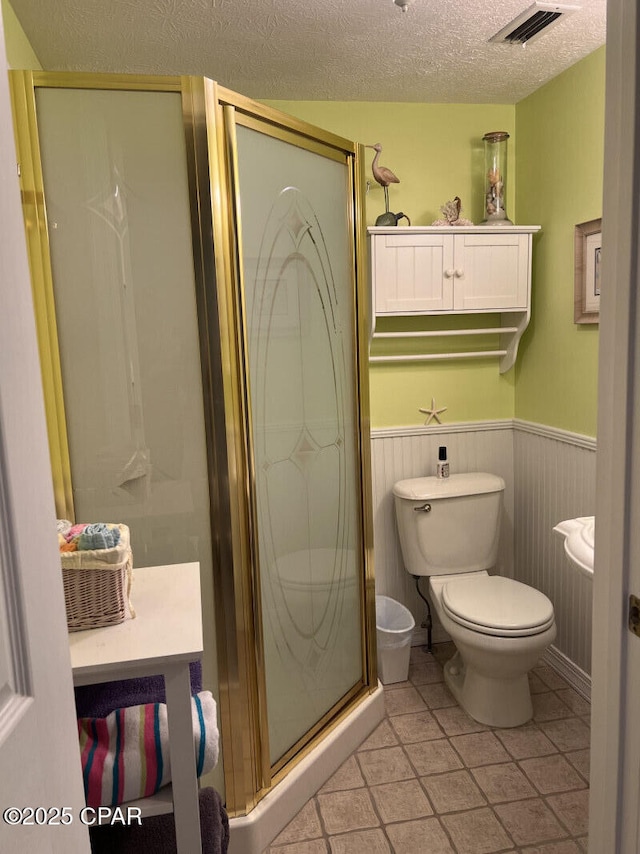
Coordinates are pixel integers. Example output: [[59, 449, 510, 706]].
[[393, 472, 505, 500]]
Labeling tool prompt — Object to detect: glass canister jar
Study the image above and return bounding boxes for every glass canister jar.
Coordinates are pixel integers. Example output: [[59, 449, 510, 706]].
[[482, 131, 513, 225]]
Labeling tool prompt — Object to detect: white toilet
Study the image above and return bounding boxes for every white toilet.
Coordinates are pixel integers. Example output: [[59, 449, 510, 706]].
[[393, 472, 556, 728]]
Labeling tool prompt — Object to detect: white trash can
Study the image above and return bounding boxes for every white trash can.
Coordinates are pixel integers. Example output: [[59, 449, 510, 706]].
[[376, 595, 415, 685]]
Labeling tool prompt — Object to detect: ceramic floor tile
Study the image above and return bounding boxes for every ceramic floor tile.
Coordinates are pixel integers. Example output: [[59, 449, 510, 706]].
[[519, 842, 582, 854], [533, 666, 570, 691], [531, 692, 574, 722], [328, 828, 391, 854], [554, 688, 591, 717], [389, 709, 444, 743], [471, 762, 537, 803], [316, 789, 379, 835], [421, 769, 486, 813], [417, 681, 457, 709], [410, 645, 438, 664], [386, 816, 455, 853], [519, 754, 586, 795], [565, 748, 590, 782], [369, 778, 434, 823], [404, 738, 464, 775], [357, 719, 400, 752], [494, 724, 559, 760], [266, 655, 590, 854], [528, 672, 552, 694], [383, 679, 413, 691], [408, 661, 445, 686], [384, 686, 428, 717], [440, 807, 515, 854], [494, 798, 567, 846], [409, 644, 448, 664], [357, 745, 416, 786], [538, 718, 591, 752], [319, 755, 366, 793], [546, 789, 590, 836], [433, 705, 490, 736], [269, 840, 329, 854], [270, 799, 323, 846], [449, 731, 511, 767]]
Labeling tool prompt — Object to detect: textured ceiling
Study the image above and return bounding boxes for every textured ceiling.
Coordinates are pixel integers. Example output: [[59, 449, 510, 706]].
[[11, 0, 606, 103]]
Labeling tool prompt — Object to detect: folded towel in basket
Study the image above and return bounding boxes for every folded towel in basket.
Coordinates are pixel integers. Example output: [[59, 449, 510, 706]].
[[78, 691, 218, 807], [77, 522, 121, 551]]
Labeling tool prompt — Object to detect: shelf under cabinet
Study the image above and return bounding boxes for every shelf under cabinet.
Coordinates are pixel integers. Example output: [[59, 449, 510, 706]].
[[368, 226, 540, 372]]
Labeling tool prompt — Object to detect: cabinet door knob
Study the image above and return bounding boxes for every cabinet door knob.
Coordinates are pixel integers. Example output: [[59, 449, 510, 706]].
[[444, 269, 455, 278], [454, 269, 464, 278]]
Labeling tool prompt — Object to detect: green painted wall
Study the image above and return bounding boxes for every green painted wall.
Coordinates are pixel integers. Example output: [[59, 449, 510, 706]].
[[271, 52, 606, 437], [1, 0, 41, 69], [515, 48, 605, 438], [0, 22, 603, 435], [267, 101, 517, 428], [266, 102, 516, 228]]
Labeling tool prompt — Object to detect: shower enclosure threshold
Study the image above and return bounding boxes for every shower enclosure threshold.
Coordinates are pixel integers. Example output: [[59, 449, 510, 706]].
[[228, 683, 384, 854]]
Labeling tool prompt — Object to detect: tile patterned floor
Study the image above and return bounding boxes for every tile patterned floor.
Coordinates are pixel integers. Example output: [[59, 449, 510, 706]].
[[264, 644, 590, 854]]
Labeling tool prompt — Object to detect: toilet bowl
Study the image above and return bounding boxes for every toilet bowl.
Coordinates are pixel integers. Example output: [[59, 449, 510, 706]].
[[393, 472, 556, 727], [429, 572, 556, 727]]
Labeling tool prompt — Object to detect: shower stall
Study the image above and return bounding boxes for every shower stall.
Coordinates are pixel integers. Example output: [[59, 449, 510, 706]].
[[9, 71, 378, 824]]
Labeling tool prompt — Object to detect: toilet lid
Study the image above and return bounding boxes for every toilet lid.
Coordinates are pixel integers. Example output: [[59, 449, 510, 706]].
[[441, 576, 555, 637]]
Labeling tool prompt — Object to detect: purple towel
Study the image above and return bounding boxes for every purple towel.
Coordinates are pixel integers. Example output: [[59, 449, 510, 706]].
[[74, 661, 202, 718], [88, 786, 229, 854]]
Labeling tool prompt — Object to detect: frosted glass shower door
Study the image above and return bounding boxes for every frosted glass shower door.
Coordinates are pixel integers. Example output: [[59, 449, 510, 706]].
[[31, 86, 220, 783], [234, 124, 363, 766], [35, 88, 212, 566]]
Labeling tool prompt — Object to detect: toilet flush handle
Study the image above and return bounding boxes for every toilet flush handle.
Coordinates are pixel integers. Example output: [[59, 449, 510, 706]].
[[414, 503, 432, 512]]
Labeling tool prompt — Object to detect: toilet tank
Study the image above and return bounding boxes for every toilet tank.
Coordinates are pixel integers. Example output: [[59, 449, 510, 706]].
[[393, 472, 505, 577]]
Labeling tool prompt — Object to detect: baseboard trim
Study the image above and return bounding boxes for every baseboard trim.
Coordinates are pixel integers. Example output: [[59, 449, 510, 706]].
[[228, 685, 385, 854], [542, 644, 592, 701]]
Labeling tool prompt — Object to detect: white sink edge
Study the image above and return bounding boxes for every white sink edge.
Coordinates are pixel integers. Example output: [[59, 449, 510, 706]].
[[553, 516, 594, 579]]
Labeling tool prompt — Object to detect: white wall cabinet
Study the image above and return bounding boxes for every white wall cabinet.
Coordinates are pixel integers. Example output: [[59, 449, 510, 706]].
[[368, 225, 540, 373]]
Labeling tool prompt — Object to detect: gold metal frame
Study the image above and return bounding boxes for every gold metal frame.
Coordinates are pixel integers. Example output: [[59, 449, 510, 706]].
[[8, 70, 377, 818], [208, 86, 378, 804], [9, 71, 75, 519]]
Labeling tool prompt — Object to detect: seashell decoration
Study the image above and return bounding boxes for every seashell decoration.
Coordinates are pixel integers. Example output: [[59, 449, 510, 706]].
[[432, 196, 474, 227]]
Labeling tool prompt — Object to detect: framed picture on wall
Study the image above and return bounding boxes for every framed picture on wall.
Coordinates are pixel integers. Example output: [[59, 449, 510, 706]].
[[574, 218, 602, 324]]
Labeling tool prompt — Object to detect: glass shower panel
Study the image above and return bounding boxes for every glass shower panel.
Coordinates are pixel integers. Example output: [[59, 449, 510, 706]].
[[235, 125, 363, 765], [34, 88, 220, 786]]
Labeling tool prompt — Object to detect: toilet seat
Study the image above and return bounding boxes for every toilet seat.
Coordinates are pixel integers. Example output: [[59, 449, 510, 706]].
[[441, 575, 555, 637]]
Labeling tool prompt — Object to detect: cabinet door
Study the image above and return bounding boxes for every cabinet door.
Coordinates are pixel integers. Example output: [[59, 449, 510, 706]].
[[452, 233, 529, 310], [372, 232, 454, 313]]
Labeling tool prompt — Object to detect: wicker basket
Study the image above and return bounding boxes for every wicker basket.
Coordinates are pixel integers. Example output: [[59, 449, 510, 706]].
[[61, 524, 135, 632]]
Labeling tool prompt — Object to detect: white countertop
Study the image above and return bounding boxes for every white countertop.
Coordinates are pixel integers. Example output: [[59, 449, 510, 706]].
[[69, 562, 203, 685]]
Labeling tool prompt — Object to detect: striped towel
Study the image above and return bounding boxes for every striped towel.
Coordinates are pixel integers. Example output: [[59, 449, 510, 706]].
[[78, 691, 218, 807]]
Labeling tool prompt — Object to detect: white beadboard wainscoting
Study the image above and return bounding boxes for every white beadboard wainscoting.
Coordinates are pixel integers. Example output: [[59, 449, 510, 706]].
[[513, 420, 596, 696], [370, 421, 515, 646], [370, 419, 595, 698]]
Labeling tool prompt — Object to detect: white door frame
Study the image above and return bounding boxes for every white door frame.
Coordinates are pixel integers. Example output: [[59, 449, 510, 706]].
[[0, 9, 89, 852], [590, 0, 640, 851]]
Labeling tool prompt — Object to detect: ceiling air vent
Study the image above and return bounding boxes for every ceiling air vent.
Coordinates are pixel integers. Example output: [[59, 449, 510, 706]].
[[489, 2, 579, 45]]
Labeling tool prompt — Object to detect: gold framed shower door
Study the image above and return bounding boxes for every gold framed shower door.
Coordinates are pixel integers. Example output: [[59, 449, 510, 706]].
[[9, 70, 377, 817]]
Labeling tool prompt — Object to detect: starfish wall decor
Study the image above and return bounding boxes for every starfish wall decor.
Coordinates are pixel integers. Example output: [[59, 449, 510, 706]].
[[419, 398, 447, 425]]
